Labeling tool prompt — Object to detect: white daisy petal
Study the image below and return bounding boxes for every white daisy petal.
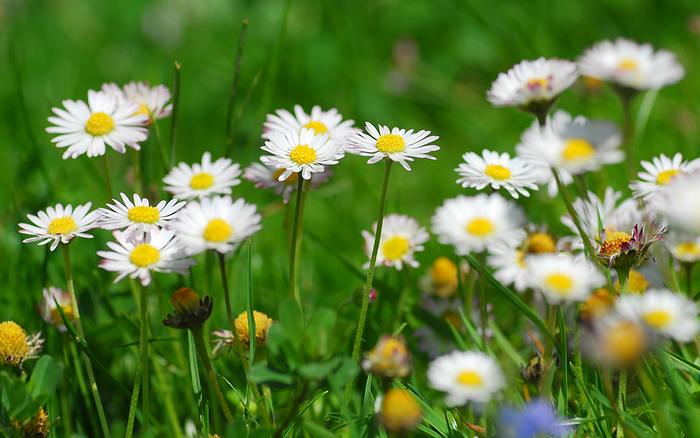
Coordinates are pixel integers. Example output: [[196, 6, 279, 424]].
[[427, 350, 505, 406], [362, 214, 429, 271], [19, 202, 98, 251], [163, 152, 242, 200]]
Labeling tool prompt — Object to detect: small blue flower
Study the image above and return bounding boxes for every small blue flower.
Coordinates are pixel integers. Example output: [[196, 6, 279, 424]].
[[500, 399, 570, 438]]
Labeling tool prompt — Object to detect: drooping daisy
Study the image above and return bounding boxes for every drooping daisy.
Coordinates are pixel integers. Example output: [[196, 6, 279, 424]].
[[650, 172, 700, 233], [102, 81, 173, 122], [432, 193, 525, 255], [243, 162, 333, 204], [171, 195, 262, 256], [347, 122, 439, 171], [19, 202, 99, 251], [578, 38, 685, 90], [427, 350, 506, 406], [629, 153, 700, 202], [666, 231, 700, 264], [362, 214, 429, 271], [526, 253, 605, 304], [97, 192, 186, 235], [615, 289, 699, 342], [163, 152, 242, 200], [46, 89, 149, 159], [455, 150, 539, 199], [0, 321, 44, 367], [261, 128, 344, 181], [486, 57, 579, 114], [40, 287, 75, 332], [262, 105, 357, 146], [516, 110, 623, 176], [488, 241, 529, 292], [97, 228, 196, 286]]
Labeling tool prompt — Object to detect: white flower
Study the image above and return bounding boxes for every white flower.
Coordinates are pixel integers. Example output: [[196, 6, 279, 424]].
[[97, 193, 185, 235], [427, 350, 505, 406], [578, 38, 685, 90], [362, 214, 429, 271], [629, 153, 700, 202], [97, 228, 196, 286], [261, 128, 343, 181], [515, 110, 623, 176], [262, 105, 357, 148], [615, 289, 699, 342], [243, 162, 333, 204], [526, 253, 605, 304], [163, 152, 242, 200], [40, 287, 74, 332], [666, 231, 700, 264], [102, 81, 173, 122], [171, 195, 262, 255], [455, 150, 539, 199], [486, 57, 579, 110], [487, 241, 529, 292], [650, 172, 700, 233], [46, 89, 149, 159], [19, 202, 99, 251], [347, 122, 439, 171], [431, 194, 525, 255]]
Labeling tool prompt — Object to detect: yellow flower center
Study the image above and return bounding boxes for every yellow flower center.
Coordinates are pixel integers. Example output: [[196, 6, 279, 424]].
[[526, 78, 548, 89], [47, 216, 77, 236], [127, 206, 160, 224], [545, 273, 573, 296], [382, 236, 409, 260], [380, 388, 422, 433], [303, 121, 329, 135], [273, 168, 299, 185], [0, 321, 29, 365], [603, 320, 646, 365], [617, 58, 639, 71], [378, 338, 408, 360], [203, 219, 232, 243], [517, 250, 527, 268], [234, 310, 274, 348], [130, 244, 160, 267], [457, 371, 483, 387], [376, 134, 406, 154], [431, 257, 458, 284], [563, 138, 595, 162], [190, 173, 215, 190], [85, 112, 115, 136], [50, 305, 74, 325], [600, 231, 632, 257], [676, 242, 700, 258], [525, 233, 556, 254], [643, 311, 673, 329], [579, 288, 615, 320], [134, 103, 150, 116], [466, 218, 494, 237], [614, 270, 648, 294], [484, 164, 511, 180], [656, 169, 682, 185], [290, 144, 317, 165]]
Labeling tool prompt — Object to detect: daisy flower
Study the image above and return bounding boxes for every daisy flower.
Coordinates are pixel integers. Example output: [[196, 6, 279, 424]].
[[19, 202, 99, 251], [595, 221, 667, 269], [261, 128, 344, 181], [431, 193, 525, 255], [102, 81, 173, 122], [456, 150, 539, 199], [97, 192, 186, 235], [589, 314, 649, 367], [615, 289, 699, 342], [171, 195, 262, 256], [0, 321, 44, 367], [629, 153, 700, 202], [46, 89, 149, 159], [488, 241, 529, 292], [362, 214, 429, 270], [163, 152, 242, 200], [578, 38, 685, 90], [526, 253, 605, 304], [40, 287, 75, 332], [347, 122, 439, 171], [666, 231, 700, 264], [650, 172, 700, 233], [427, 350, 506, 406], [97, 228, 196, 286], [262, 104, 357, 146], [486, 57, 579, 114], [243, 162, 333, 204], [362, 335, 412, 379], [516, 110, 623, 176]]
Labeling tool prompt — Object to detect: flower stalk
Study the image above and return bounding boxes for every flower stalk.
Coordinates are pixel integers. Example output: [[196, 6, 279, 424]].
[[289, 176, 306, 301]]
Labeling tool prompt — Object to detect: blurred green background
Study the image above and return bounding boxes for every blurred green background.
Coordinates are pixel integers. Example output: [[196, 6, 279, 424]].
[[1, 0, 699, 434]]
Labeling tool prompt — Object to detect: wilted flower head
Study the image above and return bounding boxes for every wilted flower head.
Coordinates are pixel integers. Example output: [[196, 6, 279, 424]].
[[362, 335, 412, 379], [500, 399, 570, 438], [163, 288, 213, 330], [380, 388, 423, 432], [0, 321, 43, 367], [11, 407, 50, 437], [596, 221, 667, 269], [40, 286, 75, 332]]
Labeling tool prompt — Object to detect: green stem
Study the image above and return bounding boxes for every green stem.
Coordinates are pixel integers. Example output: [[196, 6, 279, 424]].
[[132, 149, 143, 195], [126, 283, 150, 437], [618, 91, 637, 181], [217, 251, 271, 426], [288, 176, 306, 301], [551, 168, 597, 259], [616, 267, 631, 296], [102, 154, 113, 202], [152, 117, 170, 174], [125, 363, 142, 437], [345, 159, 393, 402], [61, 244, 111, 438], [615, 266, 630, 438], [668, 253, 681, 293], [170, 62, 181, 168], [540, 304, 558, 399], [191, 327, 234, 422], [685, 263, 694, 298], [476, 252, 489, 351]]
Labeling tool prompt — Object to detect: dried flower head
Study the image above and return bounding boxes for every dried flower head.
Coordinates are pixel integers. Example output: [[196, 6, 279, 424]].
[[163, 288, 213, 330], [596, 222, 667, 269]]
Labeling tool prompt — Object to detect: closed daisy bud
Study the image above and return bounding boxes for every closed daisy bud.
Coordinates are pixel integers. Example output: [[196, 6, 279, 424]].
[[0, 321, 44, 367], [163, 288, 213, 330], [380, 389, 423, 432], [362, 335, 412, 379]]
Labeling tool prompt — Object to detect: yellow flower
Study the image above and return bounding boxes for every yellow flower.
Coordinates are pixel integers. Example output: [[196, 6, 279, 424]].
[[234, 311, 274, 348], [12, 407, 50, 437], [0, 321, 43, 366], [613, 270, 649, 294], [380, 388, 422, 432], [362, 335, 412, 379]]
